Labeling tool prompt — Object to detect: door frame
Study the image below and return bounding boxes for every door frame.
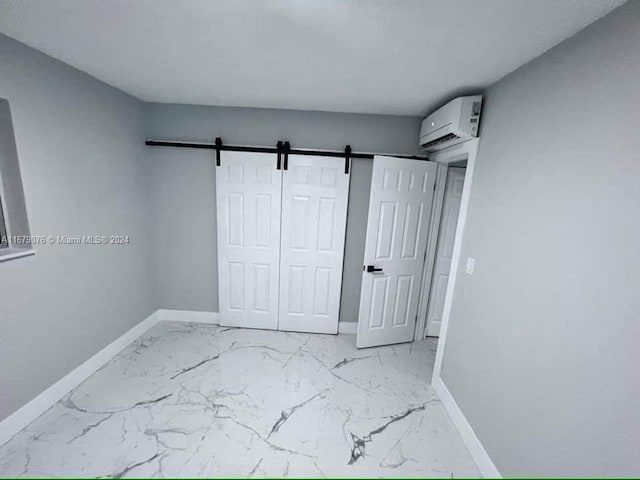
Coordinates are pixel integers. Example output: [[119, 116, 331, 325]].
[[425, 139, 480, 383], [417, 165, 467, 340], [413, 162, 448, 341]]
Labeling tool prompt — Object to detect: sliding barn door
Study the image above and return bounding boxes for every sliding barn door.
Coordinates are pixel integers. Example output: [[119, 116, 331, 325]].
[[278, 155, 350, 333], [216, 152, 282, 330], [357, 156, 437, 348]]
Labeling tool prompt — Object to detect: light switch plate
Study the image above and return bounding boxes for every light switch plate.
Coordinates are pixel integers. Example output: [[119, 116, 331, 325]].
[[465, 257, 475, 275]]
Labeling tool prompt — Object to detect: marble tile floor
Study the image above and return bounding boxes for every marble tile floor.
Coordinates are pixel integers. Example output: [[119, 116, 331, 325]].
[[0, 321, 479, 478]]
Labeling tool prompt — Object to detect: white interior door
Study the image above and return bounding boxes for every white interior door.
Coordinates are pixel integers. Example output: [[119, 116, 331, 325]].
[[357, 156, 437, 348], [216, 151, 282, 330], [278, 155, 350, 333], [426, 167, 465, 336]]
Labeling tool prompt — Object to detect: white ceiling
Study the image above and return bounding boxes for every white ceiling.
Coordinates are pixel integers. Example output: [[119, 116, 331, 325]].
[[0, 0, 625, 116]]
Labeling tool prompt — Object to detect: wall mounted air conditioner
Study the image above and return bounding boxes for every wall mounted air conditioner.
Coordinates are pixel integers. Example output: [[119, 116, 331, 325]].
[[419, 95, 482, 152]]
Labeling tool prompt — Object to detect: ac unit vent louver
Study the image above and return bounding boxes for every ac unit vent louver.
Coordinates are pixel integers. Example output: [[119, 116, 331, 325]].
[[422, 133, 460, 150]]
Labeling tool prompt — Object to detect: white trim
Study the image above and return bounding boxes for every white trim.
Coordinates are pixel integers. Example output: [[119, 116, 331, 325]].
[[0, 310, 161, 448], [433, 377, 500, 477], [415, 162, 448, 341], [432, 138, 479, 382], [158, 309, 359, 335], [157, 309, 219, 324], [158, 309, 357, 335], [427, 139, 501, 477], [0, 247, 35, 263], [337, 322, 357, 334]]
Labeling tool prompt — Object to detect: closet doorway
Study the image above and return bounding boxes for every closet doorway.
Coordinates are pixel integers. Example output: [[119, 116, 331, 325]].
[[215, 151, 350, 334]]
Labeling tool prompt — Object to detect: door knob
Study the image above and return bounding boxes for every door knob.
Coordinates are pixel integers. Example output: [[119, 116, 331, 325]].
[[364, 265, 383, 273]]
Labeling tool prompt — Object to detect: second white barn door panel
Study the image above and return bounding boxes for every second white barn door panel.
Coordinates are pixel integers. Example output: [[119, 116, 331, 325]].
[[279, 155, 350, 333], [357, 156, 437, 348], [216, 151, 282, 330]]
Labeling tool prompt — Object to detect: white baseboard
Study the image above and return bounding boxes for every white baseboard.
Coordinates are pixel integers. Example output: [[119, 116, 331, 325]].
[[433, 376, 501, 478], [338, 322, 357, 334], [157, 309, 219, 324], [0, 310, 161, 448], [160, 309, 355, 334]]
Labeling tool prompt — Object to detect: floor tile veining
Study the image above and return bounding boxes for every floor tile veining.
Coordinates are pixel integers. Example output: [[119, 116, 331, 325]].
[[0, 322, 479, 477]]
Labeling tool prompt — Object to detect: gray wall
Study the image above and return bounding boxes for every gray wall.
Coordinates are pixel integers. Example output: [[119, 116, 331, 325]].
[[440, 2, 640, 476], [0, 34, 156, 421], [145, 103, 422, 321]]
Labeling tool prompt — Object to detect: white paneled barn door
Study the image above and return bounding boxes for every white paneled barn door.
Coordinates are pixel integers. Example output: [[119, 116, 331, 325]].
[[357, 156, 437, 348], [216, 152, 282, 330], [278, 155, 350, 334]]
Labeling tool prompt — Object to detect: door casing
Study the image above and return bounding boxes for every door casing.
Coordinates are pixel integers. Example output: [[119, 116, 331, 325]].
[[429, 139, 480, 383], [425, 167, 466, 337]]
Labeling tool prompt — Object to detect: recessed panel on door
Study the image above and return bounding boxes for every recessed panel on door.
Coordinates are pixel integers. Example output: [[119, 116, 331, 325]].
[[357, 156, 438, 348], [278, 155, 350, 334], [216, 151, 282, 330]]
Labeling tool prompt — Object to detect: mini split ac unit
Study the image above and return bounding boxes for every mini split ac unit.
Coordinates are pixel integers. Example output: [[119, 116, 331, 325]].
[[419, 95, 483, 152]]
